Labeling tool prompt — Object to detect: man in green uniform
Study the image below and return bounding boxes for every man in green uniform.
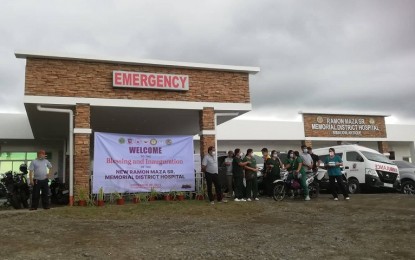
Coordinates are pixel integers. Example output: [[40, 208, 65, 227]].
[[293, 151, 310, 201], [243, 149, 259, 201], [265, 150, 282, 196]]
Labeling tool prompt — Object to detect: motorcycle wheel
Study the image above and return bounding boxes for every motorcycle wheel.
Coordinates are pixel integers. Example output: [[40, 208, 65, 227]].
[[273, 183, 285, 201], [309, 182, 319, 199]]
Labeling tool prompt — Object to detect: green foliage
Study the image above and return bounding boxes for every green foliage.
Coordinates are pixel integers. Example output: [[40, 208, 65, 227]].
[[98, 187, 104, 201]]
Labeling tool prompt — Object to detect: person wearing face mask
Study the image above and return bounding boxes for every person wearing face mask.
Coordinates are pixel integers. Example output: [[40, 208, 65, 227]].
[[307, 146, 320, 173], [284, 150, 295, 172], [28, 150, 52, 210], [202, 146, 226, 204], [223, 150, 234, 198], [324, 148, 350, 201], [243, 149, 260, 201], [232, 148, 250, 202], [260, 148, 271, 196], [284, 150, 295, 198], [293, 150, 310, 201], [300, 145, 313, 174], [264, 150, 282, 196]]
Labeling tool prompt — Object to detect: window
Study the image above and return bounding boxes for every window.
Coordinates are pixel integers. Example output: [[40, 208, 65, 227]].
[[360, 151, 393, 165], [0, 152, 26, 160], [394, 160, 415, 169], [319, 154, 328, 162], [0, 152, 44, 174], [346, 151, 364, 162], [319, 153, 343, 163]]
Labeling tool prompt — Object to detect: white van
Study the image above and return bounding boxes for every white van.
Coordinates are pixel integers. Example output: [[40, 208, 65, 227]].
[[313, 145, 400, 194]]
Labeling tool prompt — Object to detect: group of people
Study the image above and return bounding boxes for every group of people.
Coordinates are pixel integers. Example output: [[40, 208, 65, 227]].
[[201, 145, 349, 204]]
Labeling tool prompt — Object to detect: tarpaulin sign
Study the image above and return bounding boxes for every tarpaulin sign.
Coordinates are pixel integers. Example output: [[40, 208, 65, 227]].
[[92, 132, 194, 193]]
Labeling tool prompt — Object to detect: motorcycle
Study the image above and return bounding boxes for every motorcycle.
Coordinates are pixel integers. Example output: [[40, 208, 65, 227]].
[[0, 165, 30, 209], [272, 171, 320, 201], [0, 173, 11, 207], [49, 172, 69, 205]]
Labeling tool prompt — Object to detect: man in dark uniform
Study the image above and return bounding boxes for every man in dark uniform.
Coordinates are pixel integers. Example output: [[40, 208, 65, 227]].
[[307, 146, 320, 173]]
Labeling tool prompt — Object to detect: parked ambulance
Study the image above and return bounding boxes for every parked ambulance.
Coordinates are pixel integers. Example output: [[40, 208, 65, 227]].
[[313, 145, 400, 194]]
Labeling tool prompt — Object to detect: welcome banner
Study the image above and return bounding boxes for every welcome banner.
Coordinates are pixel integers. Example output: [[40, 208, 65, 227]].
[[92, 132, 194, 193]]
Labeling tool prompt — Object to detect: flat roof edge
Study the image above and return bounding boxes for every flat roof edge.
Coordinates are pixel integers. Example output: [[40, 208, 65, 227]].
[[15, 50, 260, 74], [23, 95, 252, 111], [299, 111, 390, 117]]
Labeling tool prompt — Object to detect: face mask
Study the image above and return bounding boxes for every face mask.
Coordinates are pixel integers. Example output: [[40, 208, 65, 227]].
[[272, 154, 278, 158], [303, 149, 308, 153], [329, 152, 334, 156], [211, 151, 216, 157], [239, 153, 244, 158], [289, 153, 294, 158]]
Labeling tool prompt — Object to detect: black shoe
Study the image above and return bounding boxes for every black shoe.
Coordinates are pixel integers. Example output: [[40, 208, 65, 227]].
[[43, 207, 50, 210], [29, 208, 37, 211]]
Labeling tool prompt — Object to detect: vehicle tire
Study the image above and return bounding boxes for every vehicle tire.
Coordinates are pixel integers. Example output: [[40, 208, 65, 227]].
[[273, 183, 285, 201], [348, 178, 360, 194], [309, 182, 319, 199], [401, 180, 415, 195], [56, 192, 69, 205]]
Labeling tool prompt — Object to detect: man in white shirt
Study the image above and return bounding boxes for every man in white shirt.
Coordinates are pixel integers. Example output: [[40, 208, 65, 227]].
[[202, 146, 226, 204], [300, 145, 314, 173], [223, 150, 234, 198]]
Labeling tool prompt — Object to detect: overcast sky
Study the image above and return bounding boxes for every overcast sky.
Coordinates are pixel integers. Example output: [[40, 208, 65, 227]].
[[1, 0, 414, 124]]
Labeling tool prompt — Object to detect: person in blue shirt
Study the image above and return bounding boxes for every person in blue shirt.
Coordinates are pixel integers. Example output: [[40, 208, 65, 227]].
[[324, 148, 350, 201]]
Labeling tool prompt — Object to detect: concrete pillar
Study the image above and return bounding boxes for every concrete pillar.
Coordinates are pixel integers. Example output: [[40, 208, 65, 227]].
[[302, 140, 313, 148], [409, 142, 415, 163], [74, 103, 91, 195], [377, 141, 389, 154], [199, 107, 215, 158]]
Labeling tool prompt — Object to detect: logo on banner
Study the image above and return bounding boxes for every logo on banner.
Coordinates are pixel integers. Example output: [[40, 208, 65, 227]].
[[166, 139, 173, 145], [150, 139, 158, 145], [118, 137, 125, 144]]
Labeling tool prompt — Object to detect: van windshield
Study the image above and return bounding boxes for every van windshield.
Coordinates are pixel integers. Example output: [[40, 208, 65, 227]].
[[360, 151, 393, 165], [253, 155, 264, 164]]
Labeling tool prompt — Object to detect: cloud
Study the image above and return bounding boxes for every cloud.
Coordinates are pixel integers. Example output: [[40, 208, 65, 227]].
[[0, 0, 414, 123]]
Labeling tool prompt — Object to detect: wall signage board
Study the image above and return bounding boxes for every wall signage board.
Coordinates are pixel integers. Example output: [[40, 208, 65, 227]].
[[303, 114, 387, 138]]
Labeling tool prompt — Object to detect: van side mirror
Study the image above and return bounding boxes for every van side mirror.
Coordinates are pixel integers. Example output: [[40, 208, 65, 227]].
[[357, 156, 364, 162]]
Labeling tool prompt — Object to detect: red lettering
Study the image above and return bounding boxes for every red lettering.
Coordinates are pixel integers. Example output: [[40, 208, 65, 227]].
[[164, 75, 171, 87], [172, 76, 179, 88], [133, 74, 139, 86], [179, 76, 187, 89], [148, 75, 156, 87], [156, 75, 163, 87], [122, 73, 132, 86], [141, 74, 148, 86], [114, 72, 122, 85], [375, 164, 398, 173], [113, 71, 188, 90]]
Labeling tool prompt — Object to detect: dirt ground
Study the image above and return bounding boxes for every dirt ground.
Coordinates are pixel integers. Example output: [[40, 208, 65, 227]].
[[0, 193, 414, 260]]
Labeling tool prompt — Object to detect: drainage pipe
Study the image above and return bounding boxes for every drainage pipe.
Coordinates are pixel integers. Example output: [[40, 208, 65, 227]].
[[37, 105, 74, 206]]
